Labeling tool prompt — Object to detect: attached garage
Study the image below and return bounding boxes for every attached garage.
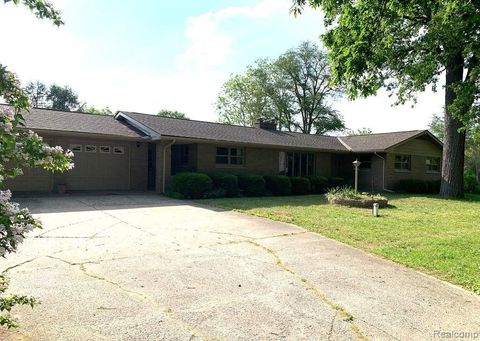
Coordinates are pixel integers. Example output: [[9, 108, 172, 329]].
[[5, 108, 149, 192]]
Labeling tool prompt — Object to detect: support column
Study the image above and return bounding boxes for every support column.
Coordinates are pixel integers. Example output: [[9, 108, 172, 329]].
[[155, 140, 174, 193]]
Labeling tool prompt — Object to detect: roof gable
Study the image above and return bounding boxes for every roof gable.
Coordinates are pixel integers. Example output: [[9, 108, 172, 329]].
[[338, 130, 442, 152]]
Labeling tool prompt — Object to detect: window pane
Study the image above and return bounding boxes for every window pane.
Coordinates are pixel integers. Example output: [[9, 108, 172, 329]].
[[216, 156, 228, 164], [307, 153, 314, 176], [230, 156, 243, 165], [217, 147, 228, 156], [294, 153, 300, 176], [287, 153, 294, 177], [299, 153, 307, 176], [230, 148, 238, 156]]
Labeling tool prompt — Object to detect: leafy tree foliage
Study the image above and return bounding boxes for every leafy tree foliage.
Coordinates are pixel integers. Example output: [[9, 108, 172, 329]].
[[291, 0, 479, 198], [1, 0, 73, 328], [84, 106, 113, 116], [345, 127, 373, 136], [24, 81, 47, 108], [46, 84, 80, 111], [217, 41, 345, 134], [157, 110, 189, 119]]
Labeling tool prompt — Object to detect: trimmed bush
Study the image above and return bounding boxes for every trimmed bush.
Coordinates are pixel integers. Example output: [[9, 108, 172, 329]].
[[399, 179, 441, 194], [290, 177, 311, 195], [209, 173, 239, 197], [264, 175, 292, 196], [327, 177, 344, 188], [171, 172, 213, 199], [464, 172, 480, 193], [309, 176, 329, 194], [238, 174, 266, 196]]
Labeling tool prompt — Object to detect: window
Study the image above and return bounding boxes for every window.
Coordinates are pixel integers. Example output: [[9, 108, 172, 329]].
[[113, 146, 125, 155], [99, 146, 111, 154], [358, 155, 372, 169], [85, 145, 97, 153], [216, 147, 244, 166], [395, 155, 411, 171], [70, 144, 82, 152], [285, 152, 315, 176], [426, 157, 440, 172]]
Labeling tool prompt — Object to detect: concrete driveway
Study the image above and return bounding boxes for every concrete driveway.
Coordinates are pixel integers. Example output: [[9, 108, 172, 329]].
[[2, 194, 479, 341]]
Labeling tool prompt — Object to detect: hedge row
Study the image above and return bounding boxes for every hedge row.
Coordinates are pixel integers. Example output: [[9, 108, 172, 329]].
[[398, 179, 441, 194], [170, 172, 345, 199]]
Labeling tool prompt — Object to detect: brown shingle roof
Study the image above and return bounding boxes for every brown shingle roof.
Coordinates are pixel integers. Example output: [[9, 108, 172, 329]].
[[17, 107, 143, 138], [118, 112, 348, 151], [338, 130, 433, 152]]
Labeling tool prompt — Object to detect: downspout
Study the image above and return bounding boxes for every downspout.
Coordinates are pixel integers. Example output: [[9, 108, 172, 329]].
[[162, 139, 176, 193], [374, 152, 395, 193]]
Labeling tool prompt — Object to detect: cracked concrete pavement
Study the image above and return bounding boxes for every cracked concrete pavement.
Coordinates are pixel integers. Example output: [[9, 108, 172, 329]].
[[1, 193, 479, 341]]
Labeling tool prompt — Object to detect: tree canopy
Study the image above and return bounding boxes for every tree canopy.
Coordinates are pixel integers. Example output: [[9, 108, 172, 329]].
[[157, 110, 189, 119], [217, 41, 345, 134], [291, 0, 480, 197]]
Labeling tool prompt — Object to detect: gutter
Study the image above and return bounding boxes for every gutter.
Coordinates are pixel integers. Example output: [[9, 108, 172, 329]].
[[162, 139, 176, 193], [374, 152, 395, 193]]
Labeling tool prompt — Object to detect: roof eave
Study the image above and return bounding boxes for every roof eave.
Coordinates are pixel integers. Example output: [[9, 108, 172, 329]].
[[115, 111, 161, 138]]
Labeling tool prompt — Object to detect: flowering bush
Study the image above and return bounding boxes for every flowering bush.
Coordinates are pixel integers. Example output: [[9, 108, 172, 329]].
[[1, 0, 70, 328], [0, 71, 73, 329]]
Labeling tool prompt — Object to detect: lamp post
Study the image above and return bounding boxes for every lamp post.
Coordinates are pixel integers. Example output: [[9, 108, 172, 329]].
[[352, 159, 362, 194]]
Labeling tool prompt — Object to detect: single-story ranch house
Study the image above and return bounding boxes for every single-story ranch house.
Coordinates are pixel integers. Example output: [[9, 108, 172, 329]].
[[5, 106, 443, 193]]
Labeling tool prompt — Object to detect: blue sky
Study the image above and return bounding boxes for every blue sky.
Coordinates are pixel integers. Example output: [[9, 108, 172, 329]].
[[0, 0, 443, 132]]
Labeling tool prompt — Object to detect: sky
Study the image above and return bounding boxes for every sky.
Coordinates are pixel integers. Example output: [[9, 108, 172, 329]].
[[0, 0, 444, 133]]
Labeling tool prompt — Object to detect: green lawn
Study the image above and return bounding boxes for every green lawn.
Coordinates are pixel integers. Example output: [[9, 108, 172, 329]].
[[198, 194, 480, 294]]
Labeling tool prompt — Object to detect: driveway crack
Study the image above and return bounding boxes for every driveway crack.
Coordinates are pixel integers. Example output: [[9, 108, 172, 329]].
[[47, 255, 220, 341], [245, 240, 368, 341]]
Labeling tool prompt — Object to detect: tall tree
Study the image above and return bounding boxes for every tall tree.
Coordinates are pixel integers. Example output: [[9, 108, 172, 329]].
[[217, 42, 345, 134], [430, 114, 480, 181], [24, 81, 47, 108], [46, 84, 79, 111], [157, 110, 189, 119], [291, 1, 479, 198]]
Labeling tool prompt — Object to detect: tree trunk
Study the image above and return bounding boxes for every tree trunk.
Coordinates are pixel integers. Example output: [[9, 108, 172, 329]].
[[439, 55, 466, 198]]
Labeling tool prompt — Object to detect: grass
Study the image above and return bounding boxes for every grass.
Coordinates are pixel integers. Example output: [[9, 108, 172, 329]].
[[198, 193, 480, 294]]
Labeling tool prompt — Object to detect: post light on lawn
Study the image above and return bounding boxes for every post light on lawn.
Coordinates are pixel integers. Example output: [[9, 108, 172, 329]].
[[352, 159, 362, 194]]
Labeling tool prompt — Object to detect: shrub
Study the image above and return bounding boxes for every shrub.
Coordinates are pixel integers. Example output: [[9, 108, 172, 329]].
[[327, 177, 344, 188], [464, 172, 480, 193], [204, 188, 227, 199], [325, 186, 388, 208], [238, 174, 266, 196], [290, 177, 311, 195], [164, 191, 185, 200], [171, 172, 213, 199], [209, 173, 239, 197], [309, 176, 329, 194], [399, 179, 440, 194], [264, 175, 292, 196]]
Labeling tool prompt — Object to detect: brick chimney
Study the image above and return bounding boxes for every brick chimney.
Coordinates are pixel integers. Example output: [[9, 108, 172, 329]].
[[254, 119, 277, 130]]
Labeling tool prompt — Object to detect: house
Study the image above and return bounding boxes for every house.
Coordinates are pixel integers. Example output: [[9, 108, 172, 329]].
[[4, 106, 443, 193]]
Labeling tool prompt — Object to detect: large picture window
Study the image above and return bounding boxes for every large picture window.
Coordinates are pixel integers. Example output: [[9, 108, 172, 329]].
[[216, 147, 244, 166], [395, 155, 411, 171], [426, 157, 441, 172], [286, 152, 314, 176]]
